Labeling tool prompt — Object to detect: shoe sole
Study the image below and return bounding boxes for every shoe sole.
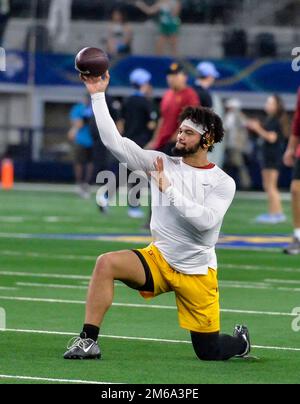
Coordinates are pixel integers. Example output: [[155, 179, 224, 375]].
[[64, 354, 101, 360]]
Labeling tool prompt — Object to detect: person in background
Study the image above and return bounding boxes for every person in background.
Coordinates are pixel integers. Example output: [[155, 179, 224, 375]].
[[283, 88, 300, 255], [135, 0, 181, 57], [47, 0, 72, 48], [0, 0, 10, 46], [106, 7, 133, 58], [68, 95, 94, 199], [122, 68, 157, 219], [223, 98, 251, 190], [194, 62, 220, 109], [247, 94, 289, 224], [146, 62, 200, 155]]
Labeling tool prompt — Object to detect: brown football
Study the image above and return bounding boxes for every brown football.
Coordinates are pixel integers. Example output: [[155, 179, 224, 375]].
[[75, 47, 109, 77]]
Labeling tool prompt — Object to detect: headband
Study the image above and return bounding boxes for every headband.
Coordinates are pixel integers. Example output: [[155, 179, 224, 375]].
[[180, 119, 207, 136]]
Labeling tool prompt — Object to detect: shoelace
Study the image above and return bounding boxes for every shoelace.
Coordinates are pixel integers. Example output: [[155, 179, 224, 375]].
[[67, 337, 93, 350]]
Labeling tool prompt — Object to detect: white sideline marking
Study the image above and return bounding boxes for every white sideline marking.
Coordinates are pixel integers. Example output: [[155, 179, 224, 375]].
[[0, 374, 113, 385], [0, 295, 296, 317], [2, 328, 300, 352], [1, 250, 94, 261], [0, 287, 18, 291], [17, 282, 125, 289], [16, 282, 88, 290], [0, 217, 24, 223], [265, 279, 300, 285], [15, 280, 300, 293], [0, 271, 91, 280], [222, 264, 300, 274]]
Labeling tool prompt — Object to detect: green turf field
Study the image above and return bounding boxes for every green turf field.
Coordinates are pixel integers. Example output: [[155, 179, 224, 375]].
[[0, 187, 300, 384]]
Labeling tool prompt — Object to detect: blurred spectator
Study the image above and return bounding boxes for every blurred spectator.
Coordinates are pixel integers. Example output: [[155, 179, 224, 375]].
[[123, 68, 157, 219], [0, 0, 10, 46], [135, 0, 181, 56], [247, 95, 289, 224], [106, 7, 133, 58], [223, 98, 251, 189], [98, 69, 157, 218], [47, 0, 72, 48], [68, 95, 94, 199], [194, 61, 220, 108], [146, 62, 199, 155], [283, 88, 300, 255]]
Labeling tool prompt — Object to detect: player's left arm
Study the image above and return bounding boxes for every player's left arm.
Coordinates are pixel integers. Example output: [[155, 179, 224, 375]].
[[165, 179, 236, 231], [151, 157, 236, 231]]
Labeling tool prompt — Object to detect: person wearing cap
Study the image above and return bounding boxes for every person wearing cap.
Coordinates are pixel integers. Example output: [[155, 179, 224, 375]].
[[146, 63, 200, 155], [118, 69, 157, 219], [194, 61, 220, 109]]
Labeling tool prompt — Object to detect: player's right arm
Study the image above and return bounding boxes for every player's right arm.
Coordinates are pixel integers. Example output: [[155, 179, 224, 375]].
[[82, 72, 161, 172]]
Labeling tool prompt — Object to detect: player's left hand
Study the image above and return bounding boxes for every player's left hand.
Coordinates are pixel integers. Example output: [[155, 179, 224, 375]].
[[149, 157, 171, 193]]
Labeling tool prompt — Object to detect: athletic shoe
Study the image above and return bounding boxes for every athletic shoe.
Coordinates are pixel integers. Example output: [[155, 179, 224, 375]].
[[255, 213, 285, 224], [96, 193, 109, 214], [128, 207, 145, 219], [64, 334, 101, 360], [273, 213, 287, 224], [233, 325, 251, 358], [283, 238, 300, 255]]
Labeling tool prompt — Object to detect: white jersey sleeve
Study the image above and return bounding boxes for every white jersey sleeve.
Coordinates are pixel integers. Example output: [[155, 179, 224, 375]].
[[164, 177, 236, 232], [91, 92, 161, 172]]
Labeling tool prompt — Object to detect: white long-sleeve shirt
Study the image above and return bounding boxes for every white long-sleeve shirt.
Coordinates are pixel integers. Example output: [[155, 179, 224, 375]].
[[92, 93, 236, 275]]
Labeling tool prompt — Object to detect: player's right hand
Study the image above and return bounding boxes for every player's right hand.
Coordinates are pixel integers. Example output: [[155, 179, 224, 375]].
[[283, 149, 295, 167], [80, 71, 110, 95]]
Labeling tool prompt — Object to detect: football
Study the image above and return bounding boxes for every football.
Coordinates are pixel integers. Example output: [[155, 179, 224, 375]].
[[75, 47, 109, 77]]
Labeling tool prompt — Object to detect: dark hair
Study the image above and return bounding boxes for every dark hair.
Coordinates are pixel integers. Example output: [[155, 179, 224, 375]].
[[179, 106, 225, 151], [271, 94, 290, 138]]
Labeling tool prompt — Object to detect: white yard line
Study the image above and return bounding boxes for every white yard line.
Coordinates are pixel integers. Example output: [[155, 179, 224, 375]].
[[16, 282, 124, 290], [16, 282, 88, 290], [222, 264, 300, 274], [2, 328, 300, 353], [1, 250, 94, 261], [0, 271, 91, 280], [0, 374, 114, 385], [15, 280, 300, 293], [265, 279, 300, 285], [0, 295, 296, 317]]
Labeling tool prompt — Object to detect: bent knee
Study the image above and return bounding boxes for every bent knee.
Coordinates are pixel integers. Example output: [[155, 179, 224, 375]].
[[94, 253, 116, 276]]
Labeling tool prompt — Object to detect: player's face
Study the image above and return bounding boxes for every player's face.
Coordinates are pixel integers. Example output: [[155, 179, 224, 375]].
[[265, 96, 278, 116], [167, 72, 187, 90], [172, 125, 202, 157]]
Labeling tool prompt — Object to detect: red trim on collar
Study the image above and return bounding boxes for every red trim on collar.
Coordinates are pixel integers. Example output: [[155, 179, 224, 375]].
[[190, 163, 216, 170]]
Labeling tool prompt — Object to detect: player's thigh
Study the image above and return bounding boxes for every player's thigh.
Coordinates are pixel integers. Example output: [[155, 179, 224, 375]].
[[174, 270, 220, 333], [98, 250, 146, 289]]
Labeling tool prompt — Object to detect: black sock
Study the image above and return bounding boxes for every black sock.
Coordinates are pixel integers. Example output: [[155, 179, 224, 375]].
[[81, 324, 100, 342], [191, 332, 246, 361]]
